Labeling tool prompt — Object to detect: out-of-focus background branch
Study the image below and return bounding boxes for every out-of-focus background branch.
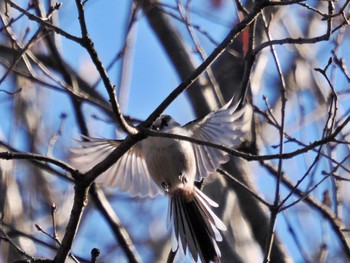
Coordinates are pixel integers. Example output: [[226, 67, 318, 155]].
[[1, 0, 350, 262]]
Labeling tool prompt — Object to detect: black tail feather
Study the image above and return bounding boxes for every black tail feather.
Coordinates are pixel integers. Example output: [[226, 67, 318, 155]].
[[170, 189, 226, 262]]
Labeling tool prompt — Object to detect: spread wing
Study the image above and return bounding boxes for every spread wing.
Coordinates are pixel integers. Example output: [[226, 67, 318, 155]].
[[70, 137, 161, 197], [184, 101, 250, 181]]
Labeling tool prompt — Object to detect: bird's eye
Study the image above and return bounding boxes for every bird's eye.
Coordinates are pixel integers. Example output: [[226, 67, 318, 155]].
[[152, 115, 172, 131], [161, 118, 169, 128], [161, 182, 170, 193]]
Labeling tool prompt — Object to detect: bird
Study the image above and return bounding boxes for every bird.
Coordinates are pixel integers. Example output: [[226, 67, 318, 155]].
[[70, 99, 250, 262]]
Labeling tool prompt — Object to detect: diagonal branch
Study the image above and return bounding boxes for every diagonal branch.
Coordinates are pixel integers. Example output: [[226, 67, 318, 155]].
[[141, 0, 270, 127], [261, 161, 350, 257], [4, 0, 81, 43], [140, 113, 350, 162], [74, 0, 137, 135]]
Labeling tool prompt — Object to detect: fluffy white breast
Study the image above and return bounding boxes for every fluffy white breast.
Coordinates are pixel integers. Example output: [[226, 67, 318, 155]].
[[140, 128, 196, 194]]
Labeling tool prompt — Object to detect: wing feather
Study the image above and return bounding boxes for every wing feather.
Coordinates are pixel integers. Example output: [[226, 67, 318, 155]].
[[70, 137, 160, 197], [185, 100, 250, 181]]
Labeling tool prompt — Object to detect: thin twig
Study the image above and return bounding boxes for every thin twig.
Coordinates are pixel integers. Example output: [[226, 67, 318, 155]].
[[0, 229, 35, 261], [74, 0, 137, 135], [217, 168, 271, 207], [261, 11, 288, 263], [89, 184, 142, 263], [261, 161, 350, 257], [176, 0, 225, 106], [141, 107, 350, 161], [149, 2, 220, 45], [0, 151, 77, 174], [142, 0, 270, 127], [53, 184, 89, 263], [253, 106, 350, 174], [5, 0, 81, 43]]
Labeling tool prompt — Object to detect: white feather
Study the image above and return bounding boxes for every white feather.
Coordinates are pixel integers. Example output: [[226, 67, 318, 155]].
[[70, 136, 161, 197]]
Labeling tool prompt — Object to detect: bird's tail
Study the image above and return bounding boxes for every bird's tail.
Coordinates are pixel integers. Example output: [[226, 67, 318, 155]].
[[169, 188, 227, 263]]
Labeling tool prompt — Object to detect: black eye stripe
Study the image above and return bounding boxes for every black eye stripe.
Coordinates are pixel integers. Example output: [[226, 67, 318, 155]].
[[152, 115, 175, 130], [161, 117, 169, 127], [161, 119, 166, 127]]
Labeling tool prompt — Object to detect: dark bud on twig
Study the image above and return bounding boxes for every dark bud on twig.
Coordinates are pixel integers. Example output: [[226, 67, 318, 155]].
[[91, 248, 100, 262]]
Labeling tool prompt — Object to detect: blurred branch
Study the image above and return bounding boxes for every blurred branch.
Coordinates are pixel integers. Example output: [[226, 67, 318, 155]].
[[261, 11, 288, 263], [1, 221, 89, 262], [0, 225, 35, 262], [0, 142, 139, 263], [54, 184, 89, 263], [5, 0, 136, 134], [89, 184, 141, 263], [217, 168, 270, 207], [253, 0, 337, 57], [115, 1, 139, 111], [253, 106, 350, 173], [0, 87, 22, 95], [332, 51, 350, 82], [0, 44, 112, 114], [140, 0, 216, 117], [4, 0, 80, 43], [0, 26, 44, 84], [281, 212, 311, 263], [141, 0, 270, 126], [74, 0, 137, 135], [261, 161, 350, 257], [176, 0, 225, 106], [0, 151, 76, 174], [32, 2, 90, 137], [150, 2, 220, 45]]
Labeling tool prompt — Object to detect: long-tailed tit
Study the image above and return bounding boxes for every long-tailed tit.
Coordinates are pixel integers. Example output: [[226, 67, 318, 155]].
[[71, 99, 250, 262]]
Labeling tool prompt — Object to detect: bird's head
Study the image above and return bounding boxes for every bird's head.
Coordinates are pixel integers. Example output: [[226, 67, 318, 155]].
[[152, 115, 180, 131]]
